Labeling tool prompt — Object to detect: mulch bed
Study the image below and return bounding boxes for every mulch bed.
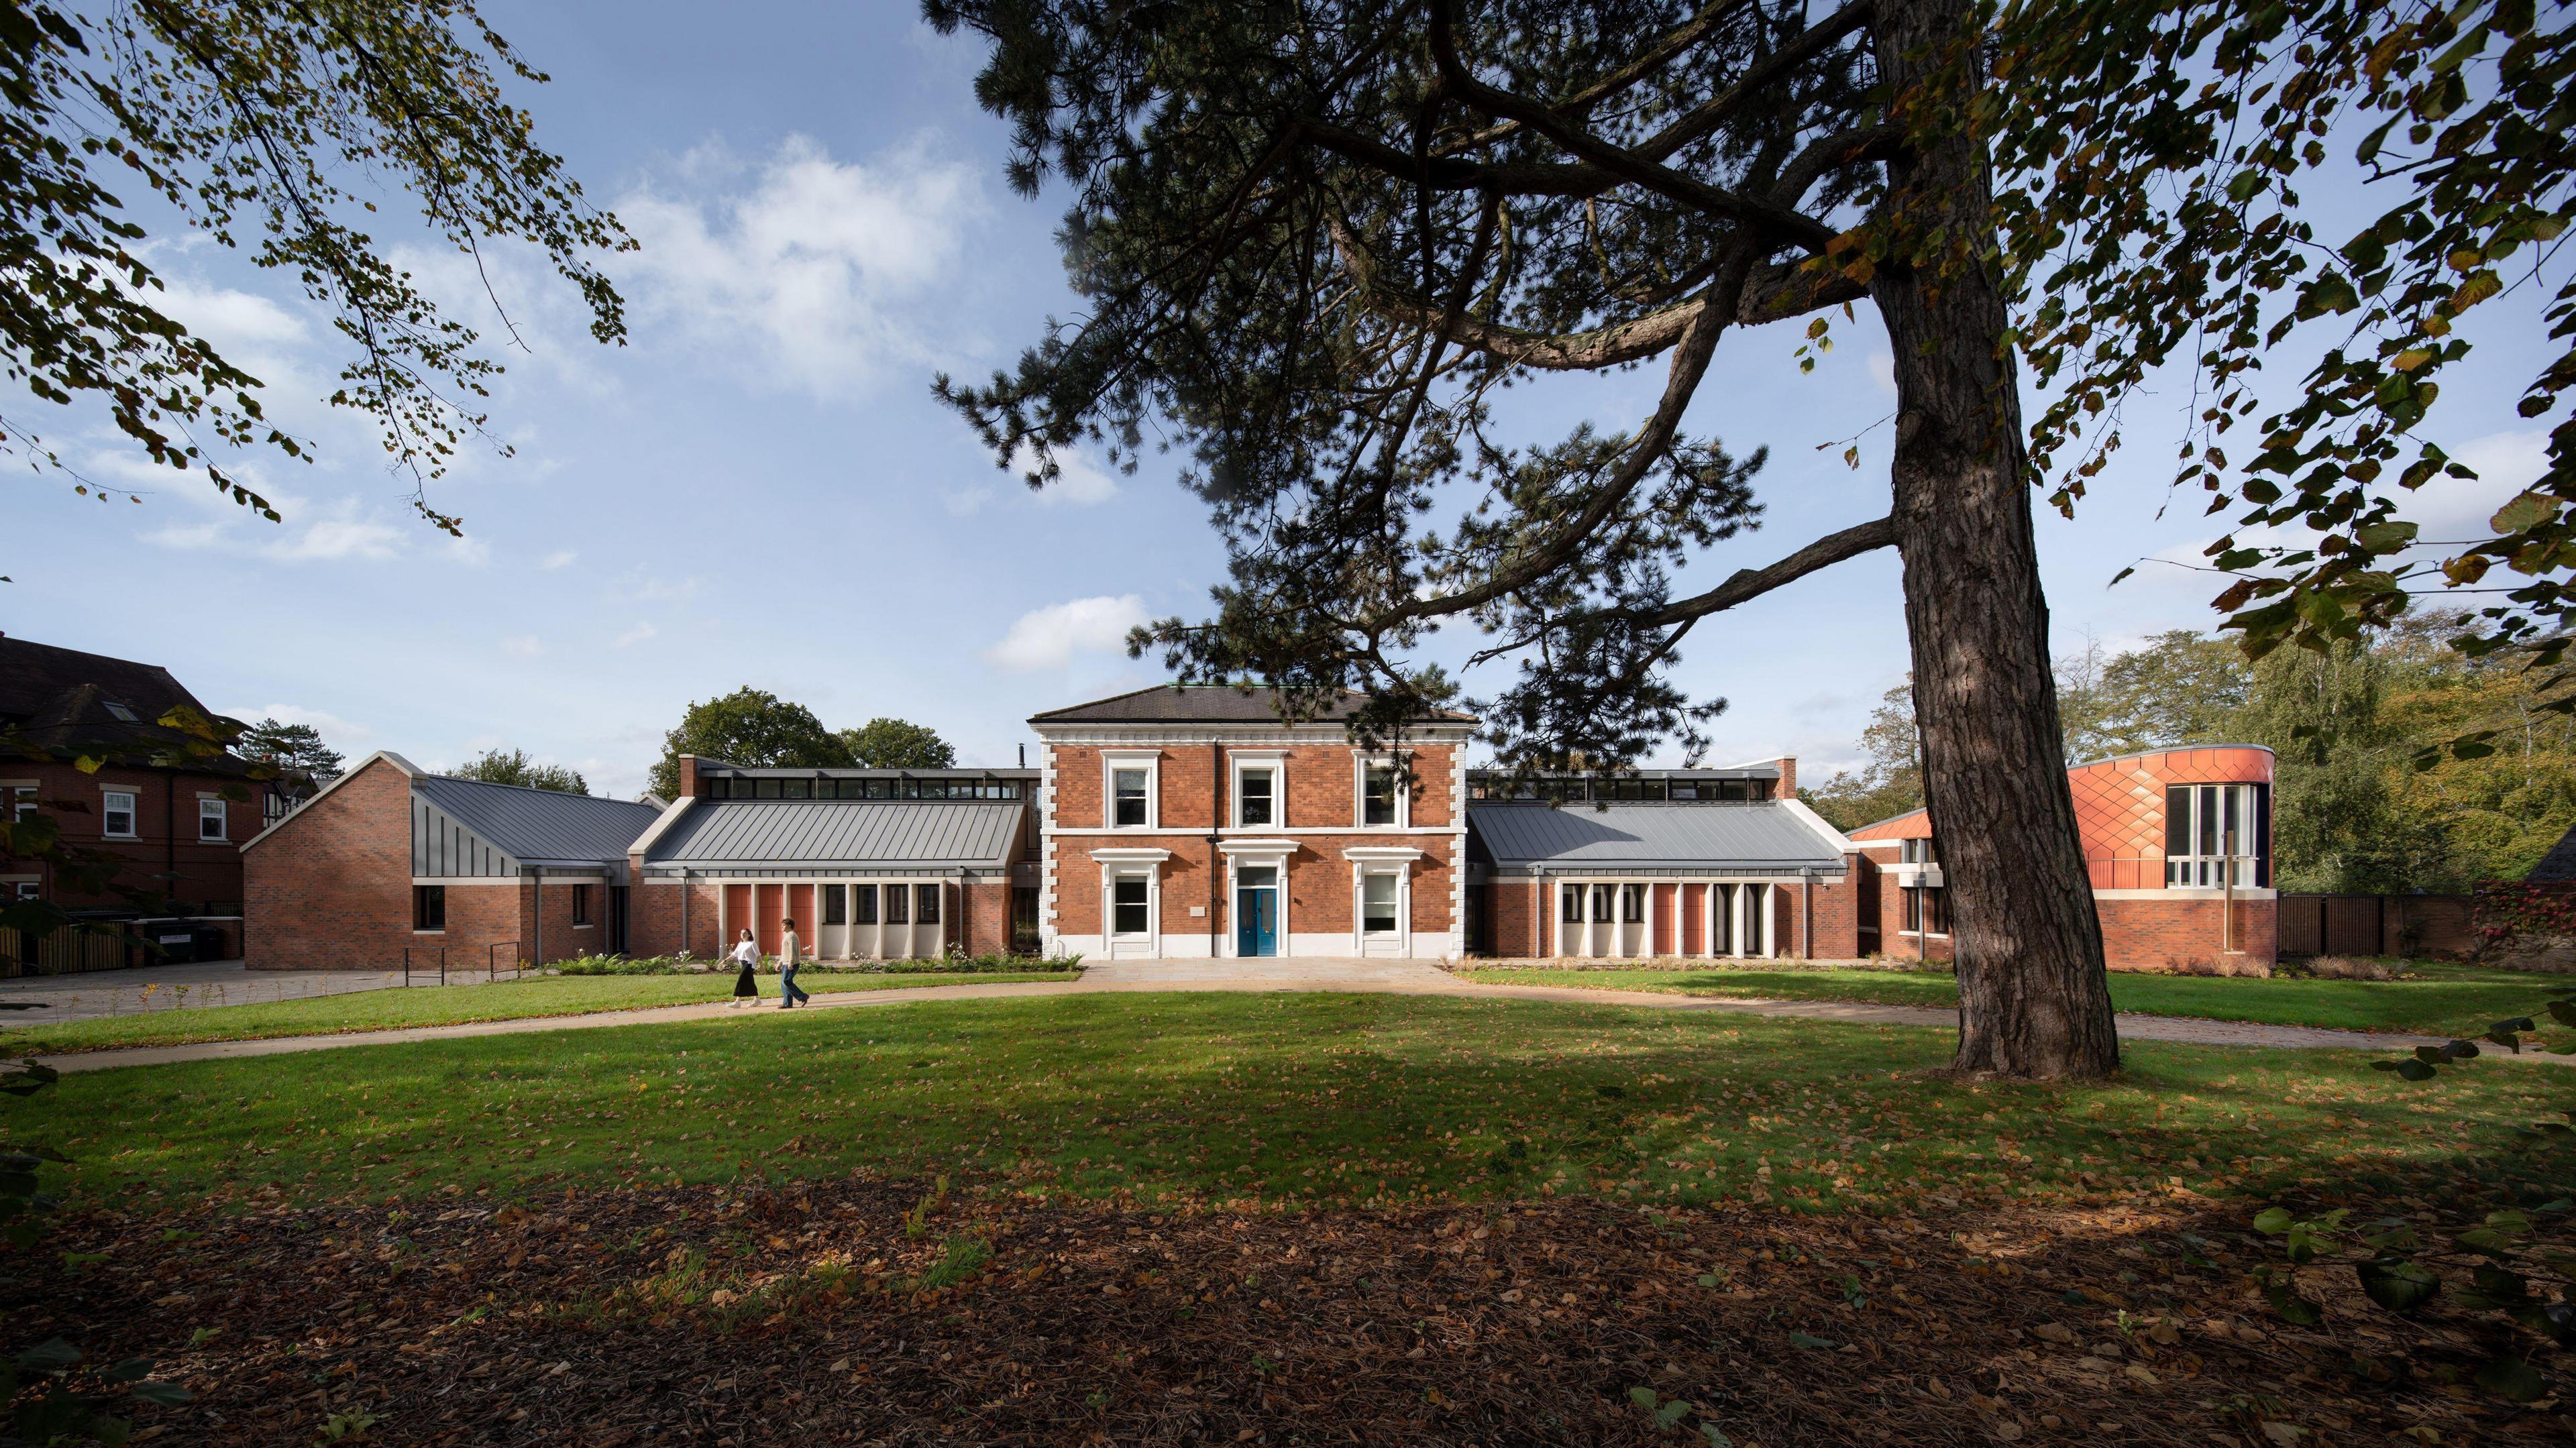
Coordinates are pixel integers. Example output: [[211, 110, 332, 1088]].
[[8, 1177, 2568, 1445]]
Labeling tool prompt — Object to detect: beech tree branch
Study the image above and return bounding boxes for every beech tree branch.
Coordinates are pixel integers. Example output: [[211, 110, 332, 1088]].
[[1648, 513, 1898, 624]]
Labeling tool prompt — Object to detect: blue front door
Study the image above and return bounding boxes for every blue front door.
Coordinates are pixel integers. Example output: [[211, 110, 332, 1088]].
[[1236, 886, 1278, 956]]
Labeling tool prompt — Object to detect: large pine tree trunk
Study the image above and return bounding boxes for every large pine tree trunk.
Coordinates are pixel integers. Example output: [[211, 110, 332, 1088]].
[[1871, 0, 2120, 1079]]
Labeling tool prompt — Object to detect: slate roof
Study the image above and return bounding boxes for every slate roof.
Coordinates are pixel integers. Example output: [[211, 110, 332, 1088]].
[[644, 801, 1023, 869], [410, 775, 662, 867], [2528, 824, 2576, 884], [1469, 802, 1847, 873], [1030, 684, 1475, 726], [0, 635, 257, 775]]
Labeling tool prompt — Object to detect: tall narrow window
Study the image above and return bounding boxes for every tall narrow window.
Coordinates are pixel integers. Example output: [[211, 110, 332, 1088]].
[[822, 883, 847, 926], [853, 884, 879, 925], [1621, 883, 1647, 922], [915, 884, 942, 924], [1361, 763, 1399, 826], [572, 884, 593, 927], [1714, 883, 1734, 951], [102, 790, 136, 838], [1362, 873, 1399, 934], [413, 884, 446, 932], [1562, 883, 1583, 923], [1112, 878, 1150, 935], [197, 797, 227, 842], [1112, 769, 1149, 827], [7, 787, 34, 824], [885, 885, 910, 925], [1238, 767, 1275, 827], [1590, 884, 1614, 923]]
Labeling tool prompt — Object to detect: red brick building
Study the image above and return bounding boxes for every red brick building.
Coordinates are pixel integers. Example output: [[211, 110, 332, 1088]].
[[241, 753, 661, 972], [1031, 686, 1477, 960], [623, 759, 1038, 961], [1846, 745, 2277, 970], [1, 636, 274, 950], [1464, 764, 1866, 959]]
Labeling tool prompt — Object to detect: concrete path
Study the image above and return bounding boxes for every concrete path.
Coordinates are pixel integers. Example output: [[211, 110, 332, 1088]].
[[33, 955, 2538, 1075]]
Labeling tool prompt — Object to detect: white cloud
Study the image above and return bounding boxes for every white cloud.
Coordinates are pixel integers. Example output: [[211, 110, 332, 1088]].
[[1868, 352, 1897, 396], [613, 622, 658, 648], [217, 704, 375, 744], [501, 634, 545, 659], [617, 134, 983, 397], [986, 594, 1150, 671], [539, 549, 580, 570], [943, 442, 1124, 515], [270, 514, 402, 562]]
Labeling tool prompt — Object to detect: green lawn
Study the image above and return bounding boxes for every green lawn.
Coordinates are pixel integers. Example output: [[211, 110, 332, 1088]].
[[16, 993, 2560, 1215], [1457, 960, 2559, 1038], [0, 969, 1073, 1055]]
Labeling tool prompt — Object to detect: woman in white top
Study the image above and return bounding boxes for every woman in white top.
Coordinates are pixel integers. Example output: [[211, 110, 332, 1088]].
[[729, 928, 761, 1007]]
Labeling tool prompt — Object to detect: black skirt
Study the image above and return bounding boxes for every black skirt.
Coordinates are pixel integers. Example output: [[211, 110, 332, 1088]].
[[733, 964, 759, 998]]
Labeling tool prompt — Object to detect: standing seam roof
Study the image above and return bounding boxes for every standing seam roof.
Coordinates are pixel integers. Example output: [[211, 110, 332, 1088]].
[[409, 775, 662, 865], [1468, 802, 1845, 869], [644, 801, 1023, 867]]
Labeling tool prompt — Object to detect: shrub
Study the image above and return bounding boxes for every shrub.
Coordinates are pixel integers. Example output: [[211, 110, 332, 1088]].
[[2298, 955, 2398, 982]]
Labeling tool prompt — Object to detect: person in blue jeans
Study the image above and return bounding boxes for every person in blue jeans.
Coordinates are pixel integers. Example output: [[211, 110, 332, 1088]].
[[777, 916, 812, 1009]]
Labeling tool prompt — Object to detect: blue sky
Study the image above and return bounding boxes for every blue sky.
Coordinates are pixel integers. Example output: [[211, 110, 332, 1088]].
[[2, 3, 2555, 797]]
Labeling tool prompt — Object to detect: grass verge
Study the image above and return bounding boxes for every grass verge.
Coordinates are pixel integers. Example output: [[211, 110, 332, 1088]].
[[1456, 959, 2557, 1037], [0, 969, 1074, 1055], [16, 992, 2561, 1215]]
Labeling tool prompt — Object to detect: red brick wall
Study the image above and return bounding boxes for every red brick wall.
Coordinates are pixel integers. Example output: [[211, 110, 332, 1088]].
[[2098, 895, 2277, 971], [1049, 742, 1458, 832], [961, 879, 1010, 955], [1805, 869, 1862, 958], [244, 757, 413, 971], [5, 759, 253, 911], [1487, 879, 1542, 957]]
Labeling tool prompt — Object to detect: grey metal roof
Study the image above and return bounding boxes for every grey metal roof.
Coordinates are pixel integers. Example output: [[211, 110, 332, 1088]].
[[1470, 802, 1845, 871], [645, 801, 1023, 869], [409, 775, 661, 866], [1030, 684, 1475, 726]]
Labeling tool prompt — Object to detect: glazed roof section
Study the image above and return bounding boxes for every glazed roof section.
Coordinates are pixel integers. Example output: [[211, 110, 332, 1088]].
[[409, 774, 663, 867], [1030, 683, 1476, 726], [1469, 801, 1847, 874], [644, 800, 1022, 869]]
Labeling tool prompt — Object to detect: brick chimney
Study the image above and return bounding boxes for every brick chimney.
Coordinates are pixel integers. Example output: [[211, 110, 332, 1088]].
[[1774, 757, 1797, 799], [678, 754, 701, 799]]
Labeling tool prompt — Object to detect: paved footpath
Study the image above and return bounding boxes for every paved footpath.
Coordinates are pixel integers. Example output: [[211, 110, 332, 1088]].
[[35, 956, 2553, 1074]]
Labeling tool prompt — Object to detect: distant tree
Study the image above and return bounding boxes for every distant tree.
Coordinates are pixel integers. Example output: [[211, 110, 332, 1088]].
[[838, 718, 957, 770], [1, 0, 629, 556], [1803, 683, 1925, 834], [647, 688, 851, 798], [236, 718, 344, 778], [2094, 634, 2256, 757], [447, 747, 587, 795]]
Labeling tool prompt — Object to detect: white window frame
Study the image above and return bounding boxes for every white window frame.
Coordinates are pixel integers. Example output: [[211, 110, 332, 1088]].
[[197, 795, 227, 842], [1102, 750, 1160, 831], [1108, 874, 1153, 938], [1344, 846, 1421, 955], [3, 875, 38, 901], [3, 782, 35, 824], [2165, 782, 2263, 889], [1230, 750, 1286, 830], [1358, 871, 1403, 936], [1354, 753, 1409, 830], [101, 788, 138, 840]]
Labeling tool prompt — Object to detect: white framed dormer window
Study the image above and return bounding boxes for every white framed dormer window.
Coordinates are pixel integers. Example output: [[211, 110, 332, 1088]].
[[1102, 750, 1159, 830], [1356, 755, 1407, 828], [197, 797, 227, 842], [101, 789, 137, 839], [1230, 750, 1285, 829]]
